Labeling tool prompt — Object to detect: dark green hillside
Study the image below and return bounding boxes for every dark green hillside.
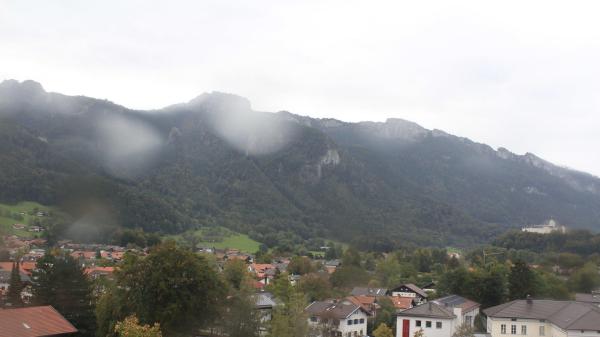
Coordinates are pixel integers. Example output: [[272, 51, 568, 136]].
[[1, 80, 599, 249]]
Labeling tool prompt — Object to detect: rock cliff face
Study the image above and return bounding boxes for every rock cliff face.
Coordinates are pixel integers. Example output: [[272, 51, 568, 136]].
[[1, 79, 600, 248]]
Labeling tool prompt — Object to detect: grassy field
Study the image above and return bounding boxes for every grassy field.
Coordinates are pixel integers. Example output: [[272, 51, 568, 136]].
[[446, 246, 464, 256], [166, 227, 261, 253], [0, 201, 55, 237]]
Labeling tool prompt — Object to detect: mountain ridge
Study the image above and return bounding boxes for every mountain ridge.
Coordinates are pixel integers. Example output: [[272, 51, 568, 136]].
[[1, 79, 599, 249]]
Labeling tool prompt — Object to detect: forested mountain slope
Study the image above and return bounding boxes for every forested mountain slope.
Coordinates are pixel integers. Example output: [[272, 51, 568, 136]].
[[0, 80, 598, 249]]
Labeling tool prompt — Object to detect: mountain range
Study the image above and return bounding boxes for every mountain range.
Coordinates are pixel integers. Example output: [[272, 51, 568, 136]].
[[1, 79, 599, 249]]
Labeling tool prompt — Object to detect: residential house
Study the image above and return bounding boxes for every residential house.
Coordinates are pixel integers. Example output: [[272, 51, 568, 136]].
[[575, 293, 600, 307], [350, 287, 388, 298], [396, 302, 459, 337], [70, 251, 96, 262], [0, 269, 30, 302], [395, 296, 479, 337], [422, 282, 436, 293], [389, 283, 428, 304], [0, 305, 77, 336], [249, 263, 276, 285], [484, 299, 600, 337], [346, 295, 378, 316], [306, 299, 369, 337], [84, 266, 115, 280], [433, 295, 480, 328], [390, 296, 415, 311], [255, 292, 277, 335], [324, 260, 341, 274]]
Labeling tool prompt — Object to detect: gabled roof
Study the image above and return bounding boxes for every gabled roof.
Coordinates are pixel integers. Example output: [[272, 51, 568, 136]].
[[305, 301, 365, 320], [434, 295, 480, 313], [484, 300, 600, 330], [0, 306, 78, 337], [390, 283, 428, 298], [255, 292, 277, 309], [397, 302, 455, 319], [346, 296, 377, 314], [351, 287, 388, 297]]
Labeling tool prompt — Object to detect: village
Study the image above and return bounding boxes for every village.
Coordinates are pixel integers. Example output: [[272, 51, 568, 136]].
[[2, 222, 600, 337]]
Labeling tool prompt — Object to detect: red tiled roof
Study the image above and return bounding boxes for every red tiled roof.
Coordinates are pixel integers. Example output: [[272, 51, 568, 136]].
[[0, 262, 28, 275], [348, 295, 376, 305], [70, 251, 96, 260], [84, 266, 115, 275], [390, 296, 414, 309], [0, 306, 78, 337]]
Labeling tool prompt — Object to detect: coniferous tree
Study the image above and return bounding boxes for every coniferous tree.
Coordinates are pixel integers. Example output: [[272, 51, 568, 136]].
[[7, 262, 24, 306], [508, 260, 536, 300], [32, 253, 95, 337]]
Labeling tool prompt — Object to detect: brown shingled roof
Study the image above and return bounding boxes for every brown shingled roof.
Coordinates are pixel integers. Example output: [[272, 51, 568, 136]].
[[0, 306, 78, 337]]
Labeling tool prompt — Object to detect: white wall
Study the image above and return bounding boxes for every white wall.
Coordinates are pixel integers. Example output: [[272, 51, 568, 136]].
[[308, 310, 368, 337], [396, 316, 455, 337], [339, 310, 368, 337], [487, 317, 566, 337]]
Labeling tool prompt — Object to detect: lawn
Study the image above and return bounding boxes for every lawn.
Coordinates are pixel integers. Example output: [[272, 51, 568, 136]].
[[0, 201, 56, 237], [166, 227, 261, 253]]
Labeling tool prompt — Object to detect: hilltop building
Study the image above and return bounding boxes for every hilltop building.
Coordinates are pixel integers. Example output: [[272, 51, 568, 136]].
[[522, 219, 566, 234]]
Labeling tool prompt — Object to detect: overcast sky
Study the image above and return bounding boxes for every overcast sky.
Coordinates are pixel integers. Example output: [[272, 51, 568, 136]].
[[2, 0, 600, 175]]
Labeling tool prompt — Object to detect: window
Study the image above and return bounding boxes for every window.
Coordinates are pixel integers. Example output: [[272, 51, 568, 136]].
[[539, 326, 545, 336], [501, 324, 507, 334], [511, 325, 517, 335], [416, 320, 422, 327], [310, 316, 317, 322], [465, 316, 472, 326], [347, 320, 353, 325], [354, 319, 359, 324], [360, 331, 364, 336], [436, 322, 443, 329], [359, 318, 365, 324], [522, 326, 527, 335], [347, 333, 351, 337], [426, 321, 432, 328]]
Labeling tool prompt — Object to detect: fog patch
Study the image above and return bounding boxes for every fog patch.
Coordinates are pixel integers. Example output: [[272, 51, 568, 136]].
[[197, 93, 298, 156], [95, 113, 164, 179], [63, 201, 117, 243]]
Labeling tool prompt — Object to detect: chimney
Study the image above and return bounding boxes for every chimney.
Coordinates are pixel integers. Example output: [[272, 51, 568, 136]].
[[526, 295, 532, 305]]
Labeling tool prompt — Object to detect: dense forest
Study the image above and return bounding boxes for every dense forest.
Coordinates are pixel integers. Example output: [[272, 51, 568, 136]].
[[2, 79, 600, 249]]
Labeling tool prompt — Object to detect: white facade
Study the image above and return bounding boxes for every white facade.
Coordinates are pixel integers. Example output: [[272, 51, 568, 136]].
[[309, 309, 368, 337], [461, 307, 480, 328], [487, 317, 600, 337], [396, 314, 458, 337], [487, 317, 564, 337], [522, 219, 566, 234]]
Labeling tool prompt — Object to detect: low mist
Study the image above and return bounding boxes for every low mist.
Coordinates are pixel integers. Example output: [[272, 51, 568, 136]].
[[95, 113, 164, 179]]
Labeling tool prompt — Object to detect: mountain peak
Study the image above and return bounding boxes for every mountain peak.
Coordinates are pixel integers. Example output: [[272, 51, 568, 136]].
[[187, 91, 251, 112], [0, 79, 46, 95]]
